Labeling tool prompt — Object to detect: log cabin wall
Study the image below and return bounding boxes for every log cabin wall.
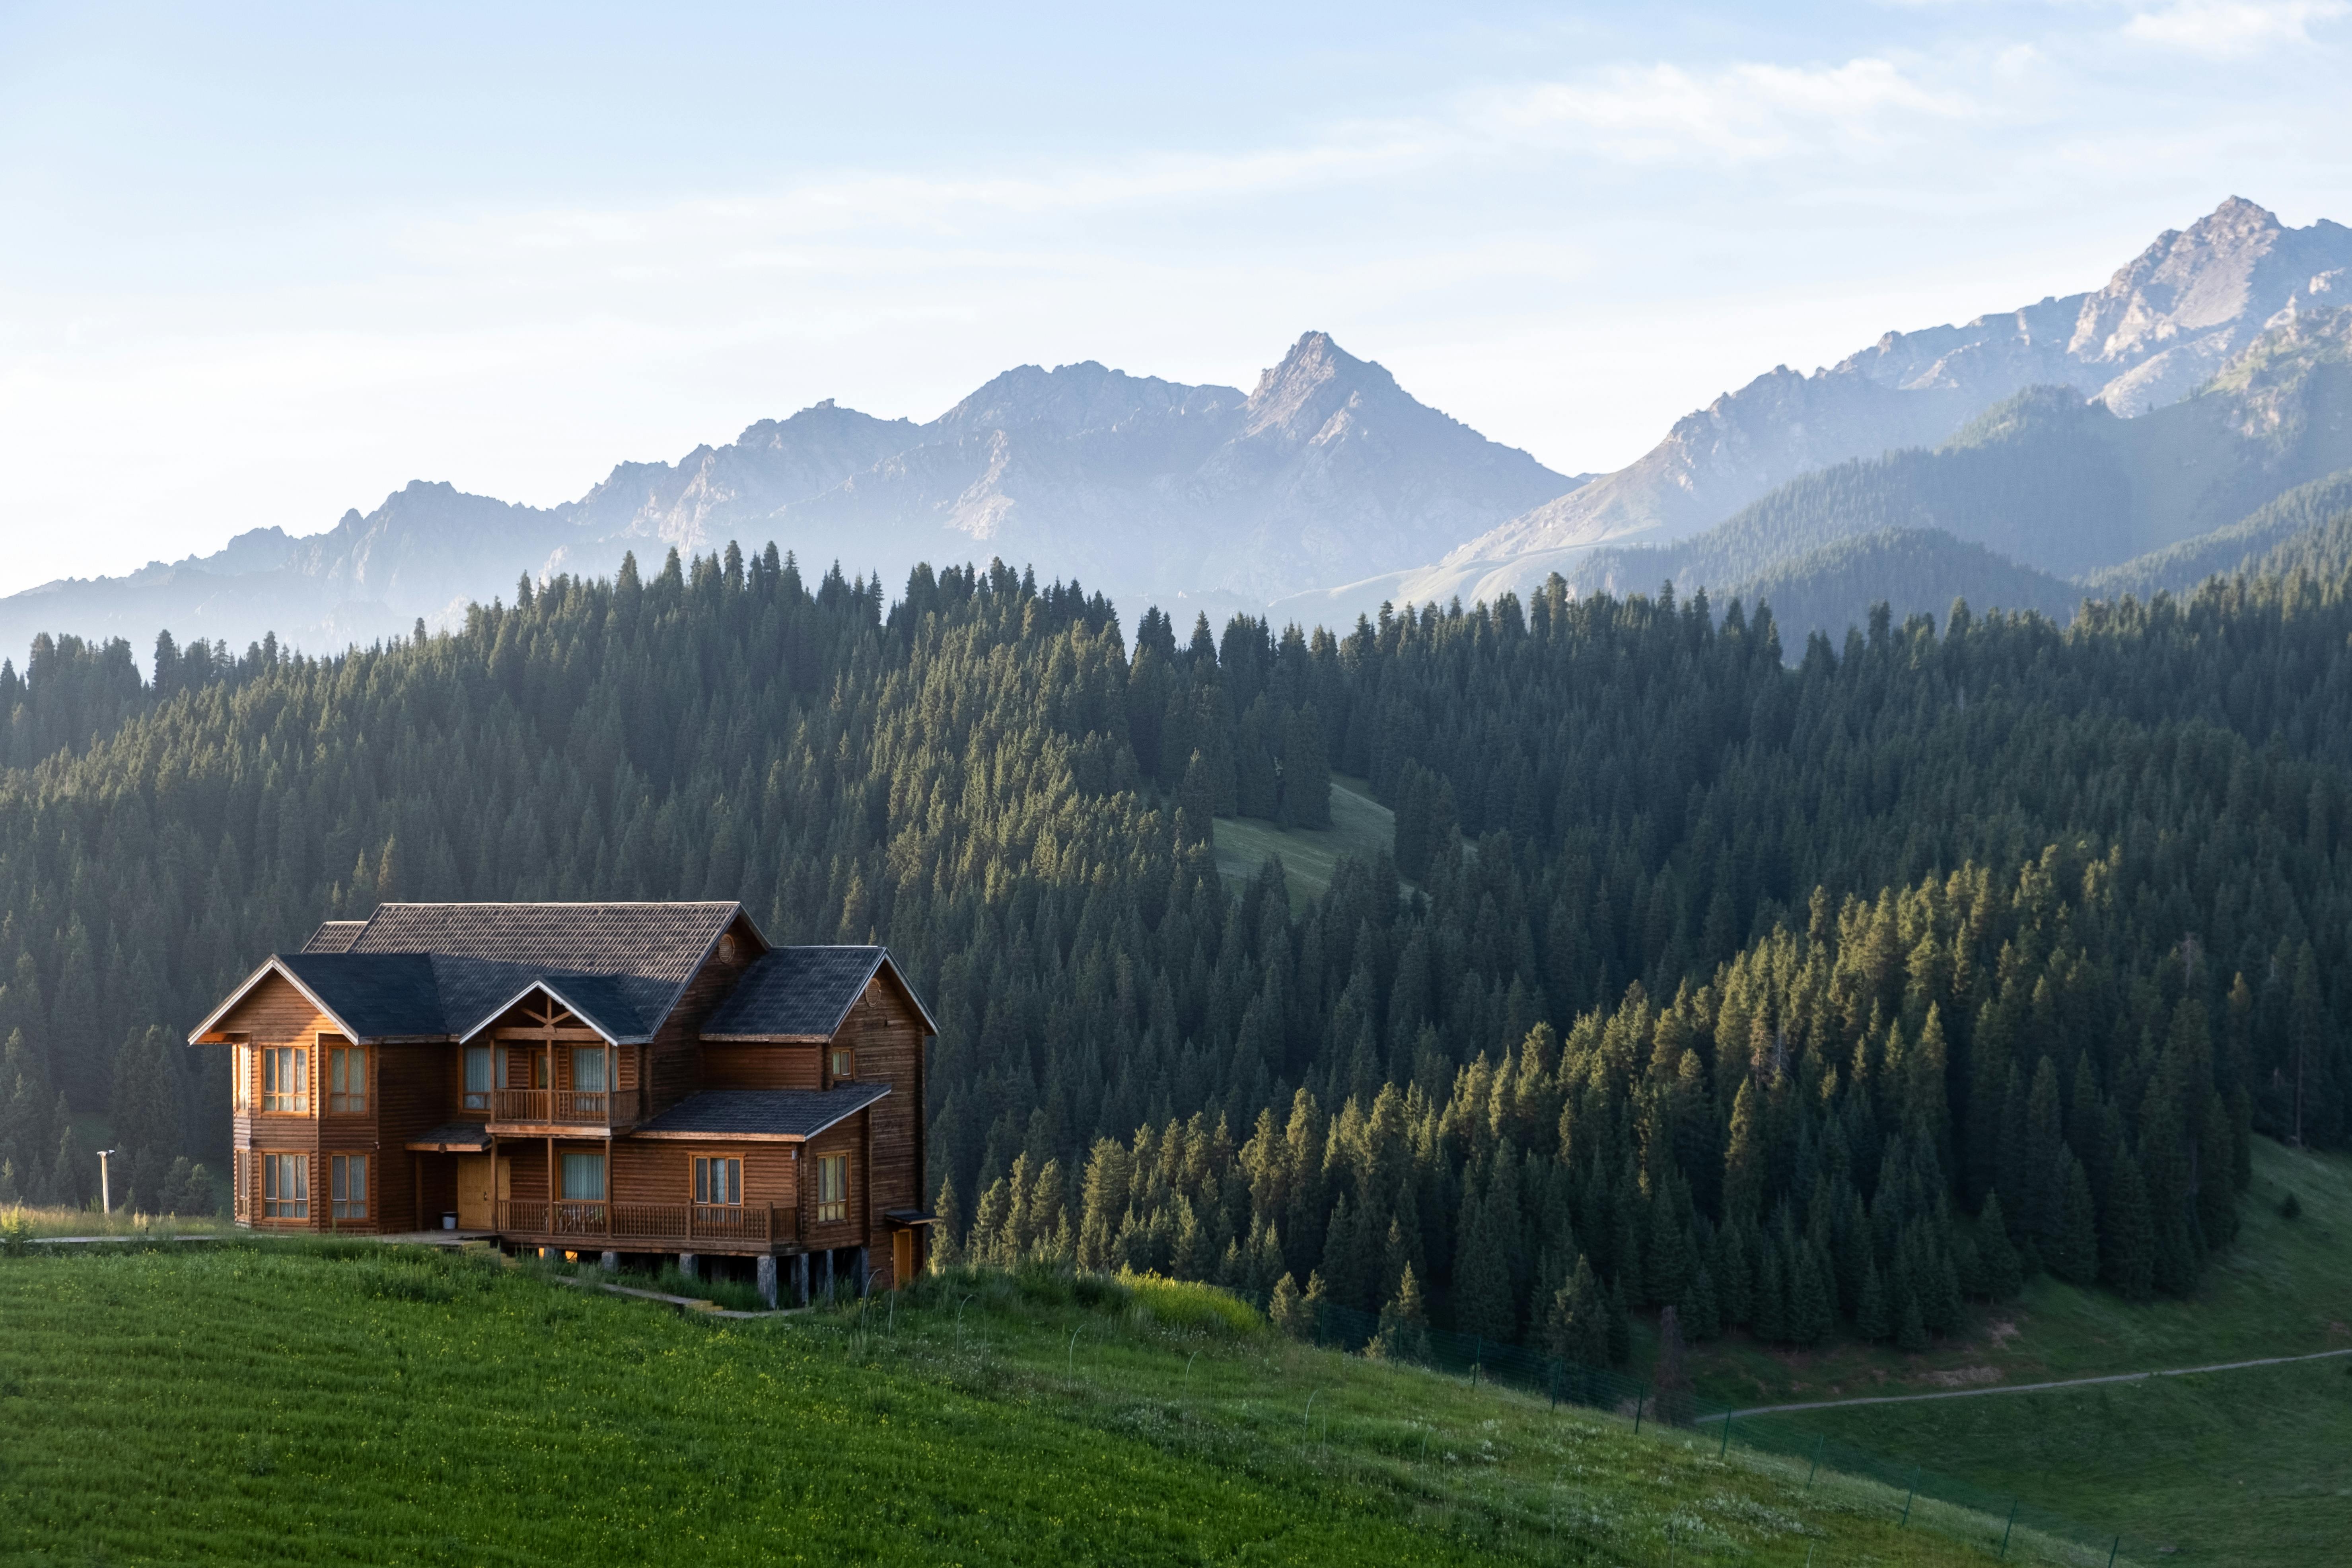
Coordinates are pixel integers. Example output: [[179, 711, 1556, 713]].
[[802, 1115, 868, 1254], [374, 1043, 448, 1232], [841, 974, 927, 1259], [212, 972, 334, 1231], [644, 913, 761, 1115], [699, 1045, 821, 1090]]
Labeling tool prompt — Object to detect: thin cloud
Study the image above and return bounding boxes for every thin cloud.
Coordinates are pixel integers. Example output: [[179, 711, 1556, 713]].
[[1472, 58, 1976, 165], [2124, 0, 2349, 56]]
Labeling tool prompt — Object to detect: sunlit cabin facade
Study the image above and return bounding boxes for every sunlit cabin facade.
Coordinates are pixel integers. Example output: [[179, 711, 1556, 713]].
[[188, 902, 936, 1303]]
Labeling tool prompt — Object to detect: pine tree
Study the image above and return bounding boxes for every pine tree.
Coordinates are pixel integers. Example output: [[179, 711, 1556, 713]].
[[1856, 1260, 1890, 1341], [1546, 1253, 1610, 1369], [1368, 1262, 1432, 1363], [2048, 1155, 2100, 1286], [2102, 1151, 2155, 1301], [1977, 1193, 2024, 1300], [1896, 1289, 1929, 1352], [1268, 1272, 1310, 1338]]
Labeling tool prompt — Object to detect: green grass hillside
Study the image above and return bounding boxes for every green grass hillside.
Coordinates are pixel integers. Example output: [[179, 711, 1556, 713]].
[[0, 1244, 2043, 1567], [1682, 1138, 2352, 1566], [1213, 773, 1396, 908]]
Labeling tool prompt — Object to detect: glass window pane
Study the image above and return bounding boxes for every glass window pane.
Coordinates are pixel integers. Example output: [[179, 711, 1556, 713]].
[[572, 1047, 606, 1092], [560, 1153, 605, 1200]]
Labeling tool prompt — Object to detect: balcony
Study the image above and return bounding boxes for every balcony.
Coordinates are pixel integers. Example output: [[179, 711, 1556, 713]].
[[496, 1200, 796, 1249], [480, 1087, 643, 1130]]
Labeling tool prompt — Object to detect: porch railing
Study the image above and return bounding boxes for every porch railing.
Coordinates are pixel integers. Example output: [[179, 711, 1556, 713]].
[[485, 1087, 642, 1127], [496, 1200, 794, 1247]]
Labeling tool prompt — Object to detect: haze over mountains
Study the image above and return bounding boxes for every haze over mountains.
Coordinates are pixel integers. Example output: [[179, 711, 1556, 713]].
[[6, 196, 2350, 665]]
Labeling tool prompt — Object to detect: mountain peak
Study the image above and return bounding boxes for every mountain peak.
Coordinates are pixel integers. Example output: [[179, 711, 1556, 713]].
[[1242, 331, 1408, 442]]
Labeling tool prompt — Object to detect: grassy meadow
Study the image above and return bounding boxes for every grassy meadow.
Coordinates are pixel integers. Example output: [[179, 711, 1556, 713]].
[[1212, 773, 1396, 909], [0, 1242, 2056, 1568], [1678, 1137, 2352, 1566]]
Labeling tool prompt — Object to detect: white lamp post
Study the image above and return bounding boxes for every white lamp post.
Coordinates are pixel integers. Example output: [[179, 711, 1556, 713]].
[[96, 1148, 118, 1216]]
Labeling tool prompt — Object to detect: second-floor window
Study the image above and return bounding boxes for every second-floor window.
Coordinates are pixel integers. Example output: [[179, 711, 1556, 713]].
[[830, 1047, 855, 1082], [694, 1156, 741, 1206], [327, 1043, 366, 1114], [263, 1047, 308, 1114], [232, 1042, 251, 1111], [816, 1153, 848, 1224], [463, 1045, 494, 1110], [571, 1047, 607, 1094], [263, 1152, 308, 1218]]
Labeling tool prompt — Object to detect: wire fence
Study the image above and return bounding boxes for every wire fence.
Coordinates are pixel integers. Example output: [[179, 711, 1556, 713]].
[[1306, 1300, 2162, 1567]]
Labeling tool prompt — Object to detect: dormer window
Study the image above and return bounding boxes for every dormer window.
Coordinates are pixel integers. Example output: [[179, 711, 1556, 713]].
[[831, 1047, 855, 1083]]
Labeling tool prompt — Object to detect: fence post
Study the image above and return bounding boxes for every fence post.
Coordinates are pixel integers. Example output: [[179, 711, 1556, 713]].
[[2107, 1538, 2119, 1568], [1471, 1334, 1481, 1385], [1548, 1362, 1559, 1410], [1632, 1383, 1647, 1435], [1718, 1413, 1732, 1457], [1900, 1467, 1920, 1527], [1999, 1497, 2017, 1559], [1805, 1433, 1823, 1489]]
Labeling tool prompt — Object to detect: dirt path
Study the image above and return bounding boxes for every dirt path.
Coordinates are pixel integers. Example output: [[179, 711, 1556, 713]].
[[1729, 1344, 2352, 1418]]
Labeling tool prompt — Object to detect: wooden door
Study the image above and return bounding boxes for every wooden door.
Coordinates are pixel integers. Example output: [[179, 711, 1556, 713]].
[[892, 1227, 916, 1288], [456, 1156, 512, 1229]]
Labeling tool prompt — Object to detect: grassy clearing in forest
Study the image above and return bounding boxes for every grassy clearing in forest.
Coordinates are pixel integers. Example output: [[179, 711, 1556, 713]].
[[0, 1244, 2039, 1567], [1213, 773, 1396, 908]]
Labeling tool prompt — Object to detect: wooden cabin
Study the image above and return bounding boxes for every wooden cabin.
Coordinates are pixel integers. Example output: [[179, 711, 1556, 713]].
[[187, 902, 937, 1304]]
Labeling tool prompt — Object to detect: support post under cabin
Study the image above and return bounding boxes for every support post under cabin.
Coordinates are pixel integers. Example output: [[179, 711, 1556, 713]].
[[793, 1252, 810, 1307], [757, 1255, 778, 1309], [678, 1253, 698, 1280], [816, 1248, 833, 1304], [600, 1251, 619, 1272]]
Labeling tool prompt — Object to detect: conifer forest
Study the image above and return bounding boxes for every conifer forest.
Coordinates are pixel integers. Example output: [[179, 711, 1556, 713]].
[[3, 540, 2349, 1364]]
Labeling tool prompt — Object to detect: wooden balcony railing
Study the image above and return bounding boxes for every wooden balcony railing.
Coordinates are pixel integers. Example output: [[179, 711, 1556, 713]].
[[496, 1200, 794, 1247], [485, 1088, 642, 1127]]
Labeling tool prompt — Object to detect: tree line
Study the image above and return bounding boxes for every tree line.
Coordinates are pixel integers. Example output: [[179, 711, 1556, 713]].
[[0, 539, 2346, 1369]]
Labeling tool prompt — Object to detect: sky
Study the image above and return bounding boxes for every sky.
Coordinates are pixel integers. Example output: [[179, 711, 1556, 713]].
[[0, 1, 2347, 599]]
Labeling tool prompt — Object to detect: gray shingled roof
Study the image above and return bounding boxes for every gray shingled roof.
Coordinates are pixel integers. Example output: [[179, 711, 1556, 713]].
[[700, 946, 888, 1039], [343, 902, 748, 1043], [304, 921, 366, 954], [631, 1084, 890, 1141], [407, 1123, 495, 1152], [276, 952, 447, 1038]]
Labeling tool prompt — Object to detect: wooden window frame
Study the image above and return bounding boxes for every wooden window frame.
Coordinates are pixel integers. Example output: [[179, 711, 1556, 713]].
[[816, 1152, 849, 1225], [262, 1045, 309, 1115], [230, 1038, 251, 1112], [262, 1152, 309, 1219], [330, 1153, 369, 1221], [462, 1044, 494, 1111], [692, 1154, 744, 1207], [325, 1039, 367, 1115], [829, 1046, 856, 1084]]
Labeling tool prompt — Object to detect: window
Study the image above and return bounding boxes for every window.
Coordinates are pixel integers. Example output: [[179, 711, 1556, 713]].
[[816, 1153, 848, 1224], [830, 1047, 856, 1082], [331, 1154, 368, 1220], [232, 1150, 250, 1219], [263, 1047, 308, 1114], [327, 1042, 366, 1114], [560, 1153, 605, 1201], [232, 1042, 251, 1111], [263, 1153, 309, 1218], [694, 1156, 742, 1206], [571, 1047, 607, 1093], [463, 1045, 493, 1110]]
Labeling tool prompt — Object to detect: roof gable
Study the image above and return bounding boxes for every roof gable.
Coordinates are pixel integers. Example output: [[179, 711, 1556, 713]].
[[344, 901, 756, 1043], [701, 946, 937, 1039]]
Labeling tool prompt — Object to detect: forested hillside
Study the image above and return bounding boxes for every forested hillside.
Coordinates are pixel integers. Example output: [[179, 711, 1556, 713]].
[[3, 541, 2351, 1367]]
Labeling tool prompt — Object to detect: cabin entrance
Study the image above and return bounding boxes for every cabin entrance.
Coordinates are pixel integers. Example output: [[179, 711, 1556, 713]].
[[457, 1155, 512, 1230], [893, 1227, 916, 1286]]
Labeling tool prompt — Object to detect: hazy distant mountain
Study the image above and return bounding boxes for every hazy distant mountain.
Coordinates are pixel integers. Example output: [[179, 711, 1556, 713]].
[[0, 333, 1570, 663], [1352, 197, 2352, 618]]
